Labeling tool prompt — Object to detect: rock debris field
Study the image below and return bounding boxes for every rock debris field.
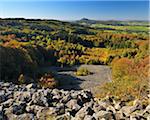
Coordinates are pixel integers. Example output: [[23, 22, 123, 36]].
[[0, 82, 150, 120]]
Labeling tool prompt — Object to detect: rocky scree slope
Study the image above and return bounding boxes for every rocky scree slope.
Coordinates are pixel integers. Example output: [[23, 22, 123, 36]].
[[0, 82, 150, 120]]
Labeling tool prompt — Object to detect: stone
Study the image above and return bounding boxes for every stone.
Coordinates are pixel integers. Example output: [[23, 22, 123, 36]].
[[106, 105, 116, 113], [2, 83, 11, 87], [5, 102, 26, 115], [0, 106, 6, 120], [56, 112, 72, 120], [97, 101, 109, 109], [114, 103, 120, 111], [115, 111, 125, 120], [5, 113, 18, 120], [101, 96, 114, 105], [120, 106, 132, 117], [26, 105, 44, 114], [93, 103, 106, 113], [14, 91, 32, 102], [36, 107, 57, 119], [71, 92, 78, 99], [0, 90, 6, 103], [61, 94, 72, 103], [75, 106, 94, 119], [84, 115, 96, 120], [120, 105, 139, 117], [93, 110, 114, 120], [0, 82, 149, 120], [26, 83, 37, 90], [32, 91, 49, 107], [16, 113, 35, 120], [5, 91, 13, 100], [55, 103, 65, 115], [66, 99, 81, 111], [52, 89, 60, 96], [1, 98, 14, 108]]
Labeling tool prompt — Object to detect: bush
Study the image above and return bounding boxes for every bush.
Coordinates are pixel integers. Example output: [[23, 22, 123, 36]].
[[39, 73, 58, 88], [18, 74, 26, 84], [98, 57, 149, 101], [18, 74, 34, 84], [75, 67, 92, 76]]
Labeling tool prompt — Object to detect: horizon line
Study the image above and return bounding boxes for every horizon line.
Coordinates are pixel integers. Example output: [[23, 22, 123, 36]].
[[0, 17, 149, 22]]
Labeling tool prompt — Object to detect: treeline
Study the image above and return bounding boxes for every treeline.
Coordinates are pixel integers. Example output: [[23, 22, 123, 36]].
[[0, 44, 56, 82]]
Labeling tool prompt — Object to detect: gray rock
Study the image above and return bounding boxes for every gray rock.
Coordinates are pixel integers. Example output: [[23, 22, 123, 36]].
[[55, 103, 65, 115], [130, 114, 145, 120], [66, 99, 81, 111], [0, 90, 6, 103], [84, 115, 96, 120], [0, 105, 6, 120], [120, 106, 134, 117], [5, 113, 17, 120], [32, 91, 49, 107], [75, 106, 94, 119], [56, 112, 72, 120], [106, 105, 116, 113], [61, 94, 72, 103], [97, 101, 109, 109], [52, 93, 62, 101], [71, 92, 79, 99], [36, 107, 57, 119], [120, 104, 143, 117], [26, 105, 44, 114], [5, 91, 13, 100], [5, 102, 26, 115], [114, 111, 125, 120], [16, 113, 35, 120], [93, 110, 113, 120], [14, 91, 32, 102], [1, 98, 14, 108], [52, 89, 60, 95], [2, 83, 11, 87], [93, 103, 106, 113], [114, 103, 120, 111], [26, 83, 37, 90]]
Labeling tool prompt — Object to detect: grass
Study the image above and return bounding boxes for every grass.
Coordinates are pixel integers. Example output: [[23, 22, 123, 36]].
[[91, 24, 149, 32], [75, 67, 92, 76]]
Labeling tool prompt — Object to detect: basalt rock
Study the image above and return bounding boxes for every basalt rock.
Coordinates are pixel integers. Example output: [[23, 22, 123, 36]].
[[0, 82, 149, 120]]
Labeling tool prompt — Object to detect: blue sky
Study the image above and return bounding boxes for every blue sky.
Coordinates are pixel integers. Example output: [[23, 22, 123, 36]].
[[0, 1, 149, 20]]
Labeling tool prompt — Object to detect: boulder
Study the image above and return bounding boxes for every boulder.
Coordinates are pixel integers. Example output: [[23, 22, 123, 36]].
[[93, 103, 106, 113], [75, 106, 94, 119], [1, 98, 14, 108], [61, 94, 72, 103], [93, 110, 114, 120], [66, 99, 81, 111], [5, 102, 26, 115], [14, 91, 32, 102], [26, 105, 44, 114], [31, 91, 49, 107], [16, 113, 35, 120], [106, 105, 116, 114], [84, 115, 96, 120], [114, 111, 125, 120], [0, 90, 6, 103], [26, 83, 38, 90], [36, 107, 57, 120]]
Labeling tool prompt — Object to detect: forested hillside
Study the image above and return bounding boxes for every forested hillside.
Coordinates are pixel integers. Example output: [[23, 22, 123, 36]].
[[0, 18, 149, 100]]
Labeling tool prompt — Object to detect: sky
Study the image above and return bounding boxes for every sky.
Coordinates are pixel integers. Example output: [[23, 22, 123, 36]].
[[0, 1, 149, 21]]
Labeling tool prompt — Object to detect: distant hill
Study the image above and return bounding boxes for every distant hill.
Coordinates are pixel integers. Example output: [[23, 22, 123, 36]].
[[75, 18, 149, 26]]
